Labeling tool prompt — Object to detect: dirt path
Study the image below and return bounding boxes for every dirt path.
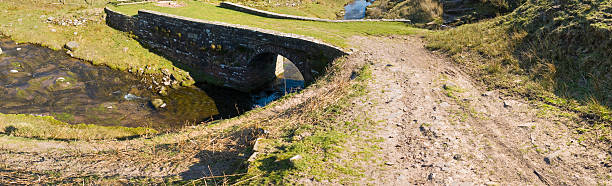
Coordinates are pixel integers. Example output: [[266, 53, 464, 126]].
[[345, 36, 611, 185]]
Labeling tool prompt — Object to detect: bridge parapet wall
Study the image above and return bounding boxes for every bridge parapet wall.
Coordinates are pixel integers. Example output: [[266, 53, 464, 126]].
[[105, 7, 347, 92]]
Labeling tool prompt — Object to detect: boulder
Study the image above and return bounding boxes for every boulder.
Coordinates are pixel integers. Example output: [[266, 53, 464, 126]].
[[289, 155, 302, 164], [544, 150, 566, 164], [443, 83, 457, 90], [124, 93, 141, 101], [151, 98, 166, 109], [503, 100, 518, 108], [253, 138, 264, 152], [247, 152, 259, 162], [64, 41, 79, 51]]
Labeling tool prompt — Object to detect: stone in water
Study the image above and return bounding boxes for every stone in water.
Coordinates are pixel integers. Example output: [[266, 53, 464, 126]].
[[151, 98, 166, 109], [124, 93, 141, 101]]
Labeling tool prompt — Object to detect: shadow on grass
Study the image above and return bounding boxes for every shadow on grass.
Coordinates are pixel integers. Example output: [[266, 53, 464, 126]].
[[177, 149, 246, 180], [171, 127, 263, 183], [506, 1, 611, 108]]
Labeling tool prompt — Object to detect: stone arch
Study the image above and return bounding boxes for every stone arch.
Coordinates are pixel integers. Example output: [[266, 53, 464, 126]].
[[245, 51, 307, 92], [247, 45, 313, 83]]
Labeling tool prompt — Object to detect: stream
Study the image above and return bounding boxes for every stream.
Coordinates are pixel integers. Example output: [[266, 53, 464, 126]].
[[0, 37, 302, 130], [344, 0, 373, 19]]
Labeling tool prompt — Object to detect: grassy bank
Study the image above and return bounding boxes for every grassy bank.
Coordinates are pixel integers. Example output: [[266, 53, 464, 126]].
[[366, 0, 526, 26], [164, 54, 380, 184], [0, 0, 178, 139], [426, 0, 611, 143], [0, 113, 157, 140], [238, 64, 376, 184], [110, 0, 423, 48], [0, 0, 195, 85]]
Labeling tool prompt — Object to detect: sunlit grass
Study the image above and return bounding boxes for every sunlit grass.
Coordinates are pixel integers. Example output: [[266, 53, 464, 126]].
[[0, 0, 194, 84], [0, 113, 157, 140], [213, 0, 353, 19], [110, 0, 425, 48]]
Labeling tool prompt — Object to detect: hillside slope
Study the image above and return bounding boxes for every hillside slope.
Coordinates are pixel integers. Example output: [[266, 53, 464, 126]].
[[427, 0, 611, 113], [366, 0, 525, 25]]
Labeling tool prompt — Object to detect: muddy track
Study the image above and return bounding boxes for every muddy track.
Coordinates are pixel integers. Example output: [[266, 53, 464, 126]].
[[344, 36, 611, 185]]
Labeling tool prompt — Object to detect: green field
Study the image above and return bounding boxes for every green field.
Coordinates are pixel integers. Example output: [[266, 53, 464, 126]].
[[110, 1, 424, 48], [221, 0, 353, 19]]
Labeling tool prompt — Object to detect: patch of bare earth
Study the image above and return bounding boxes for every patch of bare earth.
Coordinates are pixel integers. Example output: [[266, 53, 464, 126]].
[[342, 35, 611, 185]]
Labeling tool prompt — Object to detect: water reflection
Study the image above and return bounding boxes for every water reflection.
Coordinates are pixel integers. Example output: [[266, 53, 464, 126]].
[[344, 0, 373, 19], [252, 55, 304, 107]]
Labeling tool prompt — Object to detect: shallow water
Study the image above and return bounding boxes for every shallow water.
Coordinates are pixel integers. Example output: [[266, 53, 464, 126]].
[[0, 37, 218, 129], [252, 58, 304, 107], [344, 0, 372, 20], [0, 37, 304, 129]]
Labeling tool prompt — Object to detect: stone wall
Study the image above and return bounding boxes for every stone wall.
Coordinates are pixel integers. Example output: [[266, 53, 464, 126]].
[[219, 2, 412, 23], [104, 7, 347, 92], [105, 8, 135, 33]]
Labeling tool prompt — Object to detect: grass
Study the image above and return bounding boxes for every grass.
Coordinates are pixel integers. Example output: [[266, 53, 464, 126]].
[[163, 57, 380, 185], [0, 0, 195, 85], [230, 62, 378, 184], [110, 0, 424, 48], [0, 113, 158, 140], [426, 0, 611, 144], [214, 0, 353, 19]]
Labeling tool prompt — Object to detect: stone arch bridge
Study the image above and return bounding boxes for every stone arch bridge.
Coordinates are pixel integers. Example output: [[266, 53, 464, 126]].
[[105, 8, 348, 92]]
